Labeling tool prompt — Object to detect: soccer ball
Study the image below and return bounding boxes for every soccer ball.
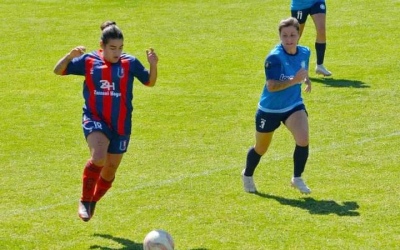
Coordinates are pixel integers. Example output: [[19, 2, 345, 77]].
[[143, 229, 175, 250]]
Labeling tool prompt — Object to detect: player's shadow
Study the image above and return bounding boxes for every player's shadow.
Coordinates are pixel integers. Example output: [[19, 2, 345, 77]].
[[256, 193, 360, 216], [310, 77, 369, 88], [90, 233, 209, 250], [90, 233, 143, 250]]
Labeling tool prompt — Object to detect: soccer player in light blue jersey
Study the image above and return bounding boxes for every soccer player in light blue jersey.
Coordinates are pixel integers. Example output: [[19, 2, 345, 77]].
[[54, 21, 158, 221], [291, 0, 332, 76], [242, 17, 312, 194]]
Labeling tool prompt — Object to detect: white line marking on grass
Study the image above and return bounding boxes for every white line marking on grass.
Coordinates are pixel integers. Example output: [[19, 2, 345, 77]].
[[353, 131, 400, 144], [2, 131, 399, 219]]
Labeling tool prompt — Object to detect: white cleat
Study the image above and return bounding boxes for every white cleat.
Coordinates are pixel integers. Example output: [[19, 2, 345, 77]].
[[78, 200, 91, 222], [241, 170, 257, 193], [291, 177, 311, 194], [315, 64, 332, 76]]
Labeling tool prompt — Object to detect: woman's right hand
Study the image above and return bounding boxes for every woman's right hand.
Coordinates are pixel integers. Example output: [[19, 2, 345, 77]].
[[293, 68, 308, 84], [53, 46, 86, 75], [67, 46, 86, 59]]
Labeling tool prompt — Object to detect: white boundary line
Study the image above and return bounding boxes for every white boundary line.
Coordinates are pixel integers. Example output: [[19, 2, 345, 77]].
[[2, 131, 399, 219]]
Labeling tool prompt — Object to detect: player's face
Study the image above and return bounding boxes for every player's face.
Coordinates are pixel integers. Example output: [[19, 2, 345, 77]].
[[280, 26, 299, 53], [101, 39, 124, 63]]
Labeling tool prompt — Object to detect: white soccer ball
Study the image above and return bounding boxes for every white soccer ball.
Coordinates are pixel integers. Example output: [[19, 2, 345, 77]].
[[143, 229, 175, 250]]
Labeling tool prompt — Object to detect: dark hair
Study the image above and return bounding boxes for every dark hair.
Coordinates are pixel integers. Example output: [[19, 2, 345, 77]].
[[278, 17, 300, 33], [100, 21, 123, 45]]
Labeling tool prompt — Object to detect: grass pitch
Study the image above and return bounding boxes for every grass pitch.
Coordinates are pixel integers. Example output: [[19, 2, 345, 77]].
[[0, 0, 399, 249]]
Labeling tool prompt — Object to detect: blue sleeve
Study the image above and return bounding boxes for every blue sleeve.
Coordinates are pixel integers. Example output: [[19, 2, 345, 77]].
[[64, 54, 86, 76], [131, 58, 150, 85], [265, 55, 281, 81]]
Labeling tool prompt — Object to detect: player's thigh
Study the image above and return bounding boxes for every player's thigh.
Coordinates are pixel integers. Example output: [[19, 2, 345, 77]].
[[311, 13, 326, 40], [254, 131, 274, 155], [311, 13, 326, 28], [285, 110, 309, 146], [254, 110, 280, 154], [106, 153, 124, 169], [87, 131, 110, 162]]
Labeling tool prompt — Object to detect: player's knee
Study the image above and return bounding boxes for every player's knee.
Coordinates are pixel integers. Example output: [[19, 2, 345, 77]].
[[296, 138, 309, 147], [101, 167, 117, 182], [254, 145, 268, 156], [91, 154, 107, 166]]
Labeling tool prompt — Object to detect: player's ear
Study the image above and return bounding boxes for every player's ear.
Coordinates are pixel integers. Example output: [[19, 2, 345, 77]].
[[100, 41, 105, 50]]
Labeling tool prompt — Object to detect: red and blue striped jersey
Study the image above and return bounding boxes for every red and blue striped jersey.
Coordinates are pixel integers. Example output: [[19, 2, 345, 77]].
[[64, 50, 150, 135]]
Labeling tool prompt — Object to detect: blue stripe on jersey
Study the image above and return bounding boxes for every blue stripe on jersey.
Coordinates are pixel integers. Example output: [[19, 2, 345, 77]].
[[258, 44, 310, 113]]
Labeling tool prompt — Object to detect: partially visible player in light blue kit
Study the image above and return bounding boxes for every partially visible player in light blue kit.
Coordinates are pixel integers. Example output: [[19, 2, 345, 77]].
[[242, 17, 312, 194], [291, 0, 332, 76]]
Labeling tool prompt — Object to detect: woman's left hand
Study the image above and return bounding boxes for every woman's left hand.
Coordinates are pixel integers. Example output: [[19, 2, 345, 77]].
[[146, 48, 158, 66]]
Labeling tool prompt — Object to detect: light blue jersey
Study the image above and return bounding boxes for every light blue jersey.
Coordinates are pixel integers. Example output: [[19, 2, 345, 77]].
[[291, 0, 325, 10], [258, 44, 310, 113]]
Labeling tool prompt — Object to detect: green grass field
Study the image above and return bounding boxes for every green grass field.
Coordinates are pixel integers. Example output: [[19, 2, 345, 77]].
[[1, 0, 399, 249]]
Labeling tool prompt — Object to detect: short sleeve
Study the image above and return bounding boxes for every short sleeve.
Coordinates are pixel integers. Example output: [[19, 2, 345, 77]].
[[64, 54, 86, 76], [130, 58, 150, 85], [265, 54, 281, 81]]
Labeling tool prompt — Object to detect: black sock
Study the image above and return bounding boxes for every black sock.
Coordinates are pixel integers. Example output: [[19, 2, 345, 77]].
[[293, 145, 309, 177], [315, 42, 326, 65], [244, 147, 262, 176]]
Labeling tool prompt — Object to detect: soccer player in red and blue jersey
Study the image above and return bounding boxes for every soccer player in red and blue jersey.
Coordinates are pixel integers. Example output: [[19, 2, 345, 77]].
[[53, 21, 158, 222]]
